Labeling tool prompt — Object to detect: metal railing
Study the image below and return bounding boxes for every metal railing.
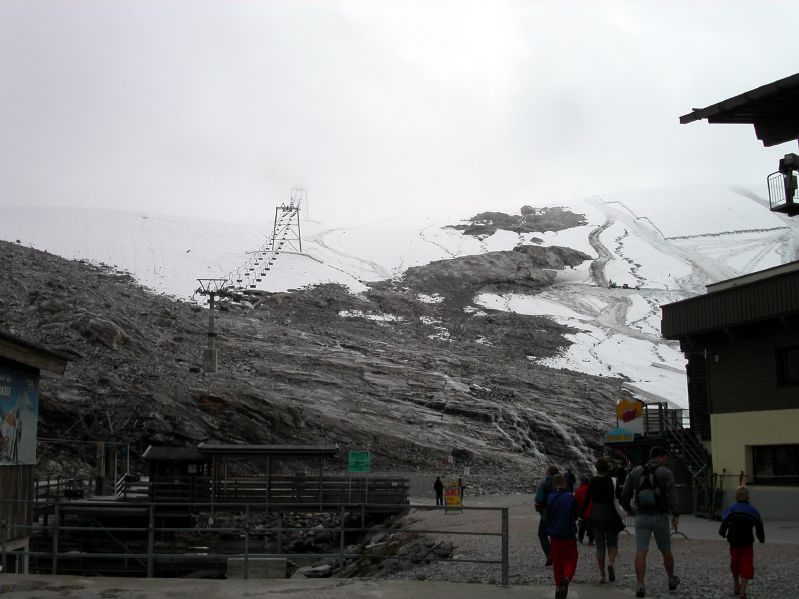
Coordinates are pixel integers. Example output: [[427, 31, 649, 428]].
[[768, 170, 797, 212], [1, 499, 510, 586]]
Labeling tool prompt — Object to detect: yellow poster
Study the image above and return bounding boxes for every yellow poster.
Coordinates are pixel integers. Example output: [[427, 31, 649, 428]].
[[444, 481, 462, 508]]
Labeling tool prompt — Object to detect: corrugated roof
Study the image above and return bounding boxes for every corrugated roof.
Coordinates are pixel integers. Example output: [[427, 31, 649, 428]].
[[197, 443, 339, 457], [142, 445, 208, 462], [679, 72, 799, 147], [661, 262, 799, 338]]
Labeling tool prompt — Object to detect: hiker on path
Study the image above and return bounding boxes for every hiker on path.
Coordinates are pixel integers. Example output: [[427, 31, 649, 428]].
[[621, 446, 681, 598], [535, 465, 560, 566], [547, 473, 579, 599], [719, 486, 765, 599], [434, 476, 444, 506], [573, 476, 594, 545], [581, 457, 625, 584], [564, 468, 576, 492]]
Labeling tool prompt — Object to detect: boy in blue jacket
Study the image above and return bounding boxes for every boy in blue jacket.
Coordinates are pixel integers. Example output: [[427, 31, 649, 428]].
[[719, 486, 765, 599], [547, 473, 579, 599]]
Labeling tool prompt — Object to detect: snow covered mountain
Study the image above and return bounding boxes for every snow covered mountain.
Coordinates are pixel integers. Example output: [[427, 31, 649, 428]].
[[3, 185, 797, 411]]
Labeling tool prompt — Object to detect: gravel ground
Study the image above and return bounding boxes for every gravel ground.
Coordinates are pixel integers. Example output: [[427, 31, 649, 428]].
[[389, 494, 799, 599]]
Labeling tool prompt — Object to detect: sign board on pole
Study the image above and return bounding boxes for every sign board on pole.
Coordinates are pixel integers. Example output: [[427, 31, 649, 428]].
[[348, 450, 371, 473], [444, 480, 462, 510]]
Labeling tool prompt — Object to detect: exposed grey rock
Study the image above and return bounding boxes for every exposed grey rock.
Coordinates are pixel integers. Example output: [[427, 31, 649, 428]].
[[0, 235, 621, 482]]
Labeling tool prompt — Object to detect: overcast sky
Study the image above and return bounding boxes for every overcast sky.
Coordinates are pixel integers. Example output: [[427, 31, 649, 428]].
[[1, 1, 796, 224]]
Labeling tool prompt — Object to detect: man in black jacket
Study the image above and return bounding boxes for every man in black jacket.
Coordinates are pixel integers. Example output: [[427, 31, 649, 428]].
[[434, 476, 444, 506]]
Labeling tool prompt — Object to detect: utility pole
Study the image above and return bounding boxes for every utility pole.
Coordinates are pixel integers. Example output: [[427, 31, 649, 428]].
[[196, 278, 230, 374]]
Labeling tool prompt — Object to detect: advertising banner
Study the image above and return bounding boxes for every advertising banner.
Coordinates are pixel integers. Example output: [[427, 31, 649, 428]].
[[604, 427, 635, 444], [0, 363, 39, 465], [616, 397, 644, 434], [444, 480, 462, 509]]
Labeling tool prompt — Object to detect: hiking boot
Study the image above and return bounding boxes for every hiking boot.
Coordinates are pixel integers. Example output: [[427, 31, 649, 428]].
[[561, 577, 570, 599], [608, 564, 615, 582], [635, 587, 646, 598], [669, 576, 681, 591]]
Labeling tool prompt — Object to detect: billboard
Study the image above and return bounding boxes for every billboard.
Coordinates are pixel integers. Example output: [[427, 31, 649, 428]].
[[616, 397, 644, 434], [0, 363, 39, 465], [444, 481, 462, 509]]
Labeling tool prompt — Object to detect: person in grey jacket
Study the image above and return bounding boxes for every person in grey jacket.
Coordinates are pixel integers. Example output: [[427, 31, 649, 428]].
[[620, 446, 681, 598]]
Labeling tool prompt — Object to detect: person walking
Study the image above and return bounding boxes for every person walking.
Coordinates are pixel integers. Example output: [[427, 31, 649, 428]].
[[457, 477, 465, 503], [581, 457, 624, 583], [564, 468, 576, 492], [719, 486, 765, 599], [433, 476, 444, 506], [535, 465, 559, 566], [620, 446, 681, 598], [546, 473, 579, 599], [573, 476, 594, 545]]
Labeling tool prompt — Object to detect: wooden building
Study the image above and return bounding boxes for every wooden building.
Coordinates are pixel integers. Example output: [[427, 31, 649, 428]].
[[0, 330, 68, 572], [662, 261, 799, 519]]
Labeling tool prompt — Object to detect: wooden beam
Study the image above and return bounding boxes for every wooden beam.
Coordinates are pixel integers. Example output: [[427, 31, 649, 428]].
[[755, 116, 799, 147], [0, 337, 68, 374]]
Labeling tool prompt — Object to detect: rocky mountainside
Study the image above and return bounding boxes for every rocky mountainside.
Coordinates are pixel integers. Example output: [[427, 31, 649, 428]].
[[1, 225, 624, 488]]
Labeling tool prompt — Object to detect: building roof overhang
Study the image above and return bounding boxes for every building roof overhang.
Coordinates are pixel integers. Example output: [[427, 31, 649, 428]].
[[679, 72, 799, 147], [0, 329, 69, 374]]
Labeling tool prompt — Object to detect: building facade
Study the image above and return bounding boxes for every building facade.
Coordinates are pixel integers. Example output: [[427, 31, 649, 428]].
[[662, 261, 799, 519]]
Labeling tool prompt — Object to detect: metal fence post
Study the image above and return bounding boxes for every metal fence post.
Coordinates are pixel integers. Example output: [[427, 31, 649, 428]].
[[244, 505, 250, 579], [501, 507, 509, 587], [147, 504, 155, 578], [52, 502, 60, 575], [339, 505, 346, 565], [277, 513, 283, 554], [1, 519, 7, 574]]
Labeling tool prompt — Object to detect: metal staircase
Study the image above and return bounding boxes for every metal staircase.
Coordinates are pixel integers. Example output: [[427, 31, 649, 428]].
[[660, 413, 715, 517]]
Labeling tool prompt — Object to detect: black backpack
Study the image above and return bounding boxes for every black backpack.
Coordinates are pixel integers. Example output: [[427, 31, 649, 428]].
[[635, 463, 664, 509]]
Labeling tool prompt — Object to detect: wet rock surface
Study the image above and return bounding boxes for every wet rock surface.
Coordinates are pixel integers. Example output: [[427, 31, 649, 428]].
[[1, 227, 622, 478]]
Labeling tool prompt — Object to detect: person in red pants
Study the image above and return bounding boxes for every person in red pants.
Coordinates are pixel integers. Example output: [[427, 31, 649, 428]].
[[546, 473, 579, 599], [719, 486, 765, 599]]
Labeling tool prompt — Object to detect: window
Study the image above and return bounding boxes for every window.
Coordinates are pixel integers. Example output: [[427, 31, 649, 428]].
[[752, 445, 799, 485], [776, 346, 799, 385]]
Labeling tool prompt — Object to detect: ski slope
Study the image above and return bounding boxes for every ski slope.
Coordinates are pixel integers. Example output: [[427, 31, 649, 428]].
[[2, 185, 797, 409]]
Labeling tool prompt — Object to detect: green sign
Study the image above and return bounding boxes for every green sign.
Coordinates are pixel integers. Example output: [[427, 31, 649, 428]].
[[348, 450, 371, 473]]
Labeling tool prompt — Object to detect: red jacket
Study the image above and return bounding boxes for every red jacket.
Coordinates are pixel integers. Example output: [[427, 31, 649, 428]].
[[574, 483, 593, 519]]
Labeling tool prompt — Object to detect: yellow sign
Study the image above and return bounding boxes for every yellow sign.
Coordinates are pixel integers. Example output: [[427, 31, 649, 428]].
[[444, 481, 462, 508], [616, 397, 643, 423]]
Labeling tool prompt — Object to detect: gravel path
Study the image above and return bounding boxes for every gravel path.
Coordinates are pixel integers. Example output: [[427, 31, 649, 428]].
[[390, 494, 798, 599]]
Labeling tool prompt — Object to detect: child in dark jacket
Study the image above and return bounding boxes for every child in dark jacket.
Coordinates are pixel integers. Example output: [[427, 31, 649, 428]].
[[719, 486, 765, 599], [546, 473, 579, 599]]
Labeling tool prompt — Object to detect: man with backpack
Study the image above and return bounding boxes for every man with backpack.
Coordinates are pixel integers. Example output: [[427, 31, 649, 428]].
[[621, 446, 680, 598]]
